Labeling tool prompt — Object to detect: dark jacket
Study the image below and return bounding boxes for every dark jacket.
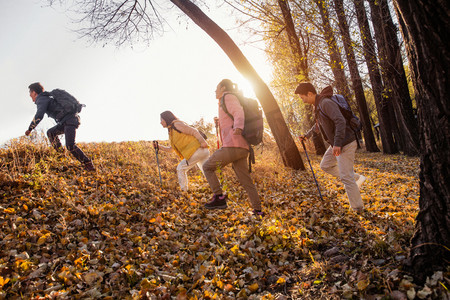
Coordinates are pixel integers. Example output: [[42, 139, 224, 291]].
[[306, 86, 355, 147], [28, 92, 78, 131]]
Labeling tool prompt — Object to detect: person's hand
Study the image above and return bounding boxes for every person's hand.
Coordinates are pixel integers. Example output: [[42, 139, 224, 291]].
[[333, 146, 341, 156], [233, 128, 243, 135], [214, 117, 219, 127], [25, 130, 31, 136], [200, 141, 208, 148]]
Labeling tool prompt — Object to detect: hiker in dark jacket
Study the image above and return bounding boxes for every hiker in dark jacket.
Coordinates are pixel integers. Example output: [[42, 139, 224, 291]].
[[296, 82, 366, 213], [25, 82, 95, 171]]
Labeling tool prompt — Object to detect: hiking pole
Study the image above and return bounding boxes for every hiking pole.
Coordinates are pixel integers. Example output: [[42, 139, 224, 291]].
[[152, 141, 163, 186], [300, 139, 324, 201], [214, 117, 220, 149]]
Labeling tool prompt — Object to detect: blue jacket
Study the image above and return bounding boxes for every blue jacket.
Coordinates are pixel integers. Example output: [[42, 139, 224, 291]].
[[28, 92, 76, 131]]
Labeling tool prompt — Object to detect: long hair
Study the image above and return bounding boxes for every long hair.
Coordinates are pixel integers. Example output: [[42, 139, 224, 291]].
[[218, 79, 243, 97], [160, 111, 180, 132]]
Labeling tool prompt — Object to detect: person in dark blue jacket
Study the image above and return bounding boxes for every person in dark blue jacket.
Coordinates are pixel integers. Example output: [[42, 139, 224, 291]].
[[25, 82, 95, 171]]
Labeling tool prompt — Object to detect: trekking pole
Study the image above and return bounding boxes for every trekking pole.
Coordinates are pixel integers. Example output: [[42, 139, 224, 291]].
[[214, 117, 220, 149], [152, 141, 163, 186], [300, 139, 324, 201]]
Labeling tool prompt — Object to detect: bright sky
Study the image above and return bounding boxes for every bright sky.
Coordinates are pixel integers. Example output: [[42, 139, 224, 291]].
[[0, 0, 272, 146]]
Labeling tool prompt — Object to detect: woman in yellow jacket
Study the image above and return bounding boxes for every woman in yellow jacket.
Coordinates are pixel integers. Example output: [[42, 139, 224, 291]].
[[158, 111, 210, 191]]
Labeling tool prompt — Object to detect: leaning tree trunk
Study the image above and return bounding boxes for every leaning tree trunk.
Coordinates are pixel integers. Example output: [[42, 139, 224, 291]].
[[353, 0, 397, 154], [171, 0, 305, 170], [393, 0, 450, 283], [278, 0, 326, 155], [314, 0, 352, 101], [368, 0, 419, 156], [333, 0, 379, 152]]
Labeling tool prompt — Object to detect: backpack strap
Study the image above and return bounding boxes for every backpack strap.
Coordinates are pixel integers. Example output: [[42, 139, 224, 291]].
[[220, 93, 235, 121], [221, 93, 255, 172]]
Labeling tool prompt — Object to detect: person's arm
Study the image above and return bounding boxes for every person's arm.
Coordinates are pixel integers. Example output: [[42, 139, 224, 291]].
[[173, 121, 208, 148], [301, 123, 319, 140], [26, 95, 50, 135], [320, 98, 346, 156], [223, 94, 245, 135], [158, 144, 173, 152]]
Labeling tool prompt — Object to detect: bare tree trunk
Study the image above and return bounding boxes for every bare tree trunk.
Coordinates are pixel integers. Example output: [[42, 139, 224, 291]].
[[353, 0, 397, 154], [278, 0, 326, 155], [368, 0, 419, 156], [333, 0, 379, 152], [393, 0, 450, 283], [171, 0, 305, 170], [313, 0, 352, 101]]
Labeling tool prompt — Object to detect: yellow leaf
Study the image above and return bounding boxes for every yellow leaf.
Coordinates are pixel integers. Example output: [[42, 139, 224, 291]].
[[37, 233, 50, 245], [230, 244, 239, 254], [276, 277, 286, 285], [248, 282, 259, 292], [0, 276, 10, 287], [3, 208, 15, 214], [357, 278, 370, 291]]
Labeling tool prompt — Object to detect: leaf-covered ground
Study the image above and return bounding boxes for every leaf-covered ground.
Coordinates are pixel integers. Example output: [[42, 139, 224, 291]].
[[0, 137, 448, 299]]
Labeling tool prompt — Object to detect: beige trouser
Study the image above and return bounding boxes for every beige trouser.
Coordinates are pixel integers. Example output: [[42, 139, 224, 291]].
[[320, 141, 364, 210], [177, 147, 210, 191], [203, 147, 261, 210]]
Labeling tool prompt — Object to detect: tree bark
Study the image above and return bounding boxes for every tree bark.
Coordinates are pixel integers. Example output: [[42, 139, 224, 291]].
[[313, 0, 352, 101], [333, 0, 379, 152], [278, 0, 327, 155], [393, 0, 450, 283], [171, 0, 305, 170], [353, 0, 397, 154], [368, 0, 419, 156]]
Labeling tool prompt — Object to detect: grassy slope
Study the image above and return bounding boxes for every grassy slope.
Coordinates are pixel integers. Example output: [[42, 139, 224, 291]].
[[0, 137, 447, 299]]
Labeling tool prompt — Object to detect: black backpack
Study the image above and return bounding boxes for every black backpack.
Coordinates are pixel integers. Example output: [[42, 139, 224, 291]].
[[49, 89, 85, 121], [220, 93, 264, 146], [220, 93, 264, 172]]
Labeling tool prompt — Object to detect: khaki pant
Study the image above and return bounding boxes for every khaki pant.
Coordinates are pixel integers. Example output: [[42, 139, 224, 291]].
[[320, 141, 364, 210], [177, 147, 210, 191], [203, 147, 261, 210]]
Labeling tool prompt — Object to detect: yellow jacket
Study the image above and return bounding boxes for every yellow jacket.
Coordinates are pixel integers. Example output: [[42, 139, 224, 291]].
[[169, 120, 206, 160]]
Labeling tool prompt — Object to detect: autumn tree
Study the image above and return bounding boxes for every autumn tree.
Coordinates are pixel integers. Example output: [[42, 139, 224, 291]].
[[333, 0, 379, 152], [277, 0, 326, 155], [367, 0, 419, 156], [48, 0, 305, 170], [313, 0, 352, 101], [392, 0, 450, 282], [352, 0, 397, 154]]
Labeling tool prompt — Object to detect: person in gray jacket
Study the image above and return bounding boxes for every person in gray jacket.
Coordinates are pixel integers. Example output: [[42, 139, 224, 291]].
[[25, 82, 95, 171], [296, 82, 366, 213]]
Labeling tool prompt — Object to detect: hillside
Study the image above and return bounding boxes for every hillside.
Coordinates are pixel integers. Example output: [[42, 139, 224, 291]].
[[0, 137, 447, 299]]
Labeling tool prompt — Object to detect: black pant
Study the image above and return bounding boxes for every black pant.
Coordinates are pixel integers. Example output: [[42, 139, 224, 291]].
[[47, 115, 91, 164]]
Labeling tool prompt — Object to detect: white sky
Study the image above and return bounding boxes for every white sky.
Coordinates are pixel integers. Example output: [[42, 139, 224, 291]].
[[0, 0, 272, 145]]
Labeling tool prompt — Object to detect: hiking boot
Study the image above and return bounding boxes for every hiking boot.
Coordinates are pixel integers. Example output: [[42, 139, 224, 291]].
[[252, 209, 265, 217], [84, 161, 96, 172], [204, 194, 227, 209], [353, 207, 365, 214], [356, 175, 366, 189]]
